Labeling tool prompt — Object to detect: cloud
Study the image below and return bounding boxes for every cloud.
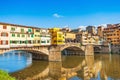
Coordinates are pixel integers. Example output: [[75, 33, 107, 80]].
[[53, 13, 63, 18], [78, 26, 86, 30]]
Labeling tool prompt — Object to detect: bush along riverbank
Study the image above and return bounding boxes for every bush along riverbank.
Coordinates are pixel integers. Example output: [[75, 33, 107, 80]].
[[0, 70, 16, 80]]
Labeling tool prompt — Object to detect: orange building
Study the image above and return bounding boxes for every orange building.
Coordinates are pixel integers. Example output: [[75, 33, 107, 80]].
[[97, 26, 104, 38], [103, 24, 120, 45]]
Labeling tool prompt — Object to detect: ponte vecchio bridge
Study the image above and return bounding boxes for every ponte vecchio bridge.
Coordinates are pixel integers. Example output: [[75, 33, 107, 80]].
[[0, 43, 94, 61]]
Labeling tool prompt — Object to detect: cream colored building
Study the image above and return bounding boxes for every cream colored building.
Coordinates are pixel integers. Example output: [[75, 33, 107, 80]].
[[34, 28, 41, 46], [76, 31, 100, 45], [40, 29, 51, 46], [0, 24, 10, 48], [10, 25, 34, 47], [64, 32, 76, 43]]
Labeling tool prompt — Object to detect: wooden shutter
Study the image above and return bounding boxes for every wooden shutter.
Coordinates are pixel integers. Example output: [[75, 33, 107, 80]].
[[3, 25, 7, 29], [6, 33, 8, 37], [1, 40, 3, 45], [6, 41, 8, 45]]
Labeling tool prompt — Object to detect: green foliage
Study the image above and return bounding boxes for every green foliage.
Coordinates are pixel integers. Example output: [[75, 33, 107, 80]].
[[0, 70, 16, 80]]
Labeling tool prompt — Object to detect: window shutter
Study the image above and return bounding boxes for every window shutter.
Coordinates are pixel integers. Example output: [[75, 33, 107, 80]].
[[1, 40, 3, 45], [6, 41, 8, 44], [6, 33, 8, 37]]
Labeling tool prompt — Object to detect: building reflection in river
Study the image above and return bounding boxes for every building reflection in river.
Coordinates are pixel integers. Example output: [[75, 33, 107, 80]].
[[10, 54, 120, 80]]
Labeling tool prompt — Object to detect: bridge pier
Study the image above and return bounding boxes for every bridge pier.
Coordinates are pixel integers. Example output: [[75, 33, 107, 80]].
[[49, 46, 62, 61], [49, 62, 62, 79], [85, 45, 94, 56]]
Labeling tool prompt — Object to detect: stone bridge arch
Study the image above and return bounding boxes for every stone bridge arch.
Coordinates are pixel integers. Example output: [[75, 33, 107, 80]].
[[60, 43, 86, 56], [0, 43, 94, 61], [0, 47, 49, 60], [49, 44, 94, 61]]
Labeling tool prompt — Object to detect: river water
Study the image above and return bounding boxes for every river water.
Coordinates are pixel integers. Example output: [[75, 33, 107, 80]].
[[0, 51, 120, 80]]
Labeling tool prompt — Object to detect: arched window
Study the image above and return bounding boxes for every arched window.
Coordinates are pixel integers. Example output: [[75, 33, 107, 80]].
[[1, 32, 8, 37]]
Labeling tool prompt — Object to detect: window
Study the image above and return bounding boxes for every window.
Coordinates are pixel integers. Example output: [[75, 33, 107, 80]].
[[40, 35, 43, 37], [47, 40, 50, 43], [1, 32, 8, 37], [22, 34, 25, 37], [35, 29, 40, 32], [1, 40, 8, 45], [25, 40, 27, 44], [41, 40, 46, 43], [28, 28, 32, 32], [3, 25, 7, 29], [59, 35, 62, 38], [11, 27, 15, 31], [58, 40, 62, 42], [31, 34, 34, 37], [20, 41, 25, 44], [28, 34, 30, 37], [38, 40, 40, 43], [11, 41, 17, 44], [17, 34, 20, 37], [54, 40, 56, 43], [21, 29, 24, 33], [28, 40, 32, 44], [10, 40, 12, 44], [12, 34, 15, 37]]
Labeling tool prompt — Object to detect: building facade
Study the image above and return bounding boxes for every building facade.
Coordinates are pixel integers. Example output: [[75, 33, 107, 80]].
[[34, 28, 41, 46], [40, 29, 51, 46], [71, 28, 82, 33], [103, 24, 120, 45], [76, 31, 100, 45], [86, 26, 96, 35], [97, 26, 104, 38], [0, 22, 51, 48], [0, 24, 10, 48], [64, 32, 76, 43], [49, 28, 65, 45]]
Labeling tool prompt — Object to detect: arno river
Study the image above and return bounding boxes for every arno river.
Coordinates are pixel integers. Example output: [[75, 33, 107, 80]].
[[0, 51, 120, 80]]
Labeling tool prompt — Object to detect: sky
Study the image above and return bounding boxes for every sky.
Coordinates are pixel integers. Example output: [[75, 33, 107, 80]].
[[0, 0, 120, 29]]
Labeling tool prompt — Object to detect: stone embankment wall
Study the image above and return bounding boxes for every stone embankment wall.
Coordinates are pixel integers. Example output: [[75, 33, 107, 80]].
[[111, 45, 120, 54], [94, 45, 120, 54]]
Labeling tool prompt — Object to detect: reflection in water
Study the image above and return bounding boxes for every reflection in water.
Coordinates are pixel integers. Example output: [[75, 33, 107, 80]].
[[0, 51, 32, 73], [0, 51, 120, 80], [11, 54, 120, 80]]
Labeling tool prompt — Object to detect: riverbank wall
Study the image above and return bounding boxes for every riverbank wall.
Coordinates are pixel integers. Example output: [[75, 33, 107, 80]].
[[94, 45, 120, 54]]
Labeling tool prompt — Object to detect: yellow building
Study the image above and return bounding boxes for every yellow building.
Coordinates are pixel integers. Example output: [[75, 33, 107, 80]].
[[64, 32, 76, 43], [49, 28, 65, 45], [34, 28, 40, 46]]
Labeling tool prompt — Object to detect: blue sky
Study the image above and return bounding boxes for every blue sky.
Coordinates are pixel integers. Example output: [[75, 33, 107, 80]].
[[0, 0, 120, 28]]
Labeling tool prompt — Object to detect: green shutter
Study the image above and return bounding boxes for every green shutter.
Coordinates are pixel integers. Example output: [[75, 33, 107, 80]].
[[10, 41, 12, 44], [28, 28, 32, 32], [12, 34, 15, 37], [20, 41, 22, 44], [21, 29, 24, 33], [25, 40, 28, 44], [17, 34, 20, 37], [22, 34, 25, 37], [31, 34, 34, 37]]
